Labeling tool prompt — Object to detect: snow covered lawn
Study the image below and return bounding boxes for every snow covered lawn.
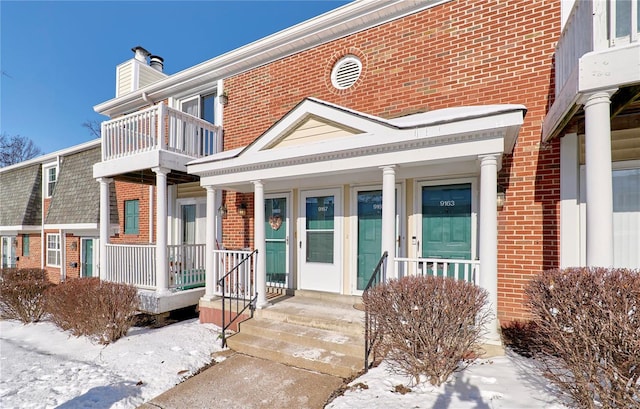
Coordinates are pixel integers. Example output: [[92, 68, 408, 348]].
[[1, 318, 568, 408], [0, 318, 222, 408]]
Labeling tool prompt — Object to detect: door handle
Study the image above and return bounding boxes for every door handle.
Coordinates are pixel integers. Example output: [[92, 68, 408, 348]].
[[299, 240, 302, 249]]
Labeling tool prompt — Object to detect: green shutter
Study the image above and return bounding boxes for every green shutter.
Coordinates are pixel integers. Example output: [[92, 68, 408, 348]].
[[22, 235, 30, 257], [125, 200, 139, 234]]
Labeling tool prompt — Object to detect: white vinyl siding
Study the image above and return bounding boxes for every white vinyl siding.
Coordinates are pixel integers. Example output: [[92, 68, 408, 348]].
[[612, 167, 640, 269]]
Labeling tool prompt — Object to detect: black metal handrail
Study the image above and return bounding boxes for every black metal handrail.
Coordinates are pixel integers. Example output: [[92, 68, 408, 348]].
[[218, 249, 258, 348], [364, 251, 388, 372]]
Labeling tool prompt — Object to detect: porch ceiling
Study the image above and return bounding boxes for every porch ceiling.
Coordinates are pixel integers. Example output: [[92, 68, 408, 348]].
[[114, 169, 199, 186], [189, 98, 526, 191]]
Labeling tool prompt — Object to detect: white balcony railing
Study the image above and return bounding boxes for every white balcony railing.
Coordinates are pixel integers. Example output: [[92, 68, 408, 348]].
[[213, 249, 256, 298], [101, 102, 223, 161], [104, 243, 157, 289], [395, 257, 480, 285], [556, 0, 639, 95]]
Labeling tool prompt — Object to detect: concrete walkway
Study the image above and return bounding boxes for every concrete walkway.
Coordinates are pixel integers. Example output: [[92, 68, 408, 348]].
[[139, 353, 344, 409]]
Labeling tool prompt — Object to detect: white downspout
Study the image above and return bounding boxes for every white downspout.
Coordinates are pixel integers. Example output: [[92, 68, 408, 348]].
[[149, 185, 154, 244]]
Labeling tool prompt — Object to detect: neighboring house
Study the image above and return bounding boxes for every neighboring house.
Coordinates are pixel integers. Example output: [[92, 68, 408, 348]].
[[84, 0, 638, 343], [0, 140, 108, 282]]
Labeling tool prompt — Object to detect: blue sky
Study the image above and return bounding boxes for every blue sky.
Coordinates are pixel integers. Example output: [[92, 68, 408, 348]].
[[0, 0, 349, 155]]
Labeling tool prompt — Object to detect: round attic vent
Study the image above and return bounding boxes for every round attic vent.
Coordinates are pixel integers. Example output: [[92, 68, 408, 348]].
[[331, 55, 362, 90]]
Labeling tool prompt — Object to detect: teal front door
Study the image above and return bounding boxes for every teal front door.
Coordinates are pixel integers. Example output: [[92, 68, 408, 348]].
[[422, 184, 472, 279], [265, 197, 287, 286], [81, 238, 94, 278], [357, 190, 383, 291]]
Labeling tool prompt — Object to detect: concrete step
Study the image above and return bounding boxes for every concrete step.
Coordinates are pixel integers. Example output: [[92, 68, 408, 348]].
[[255, 297, 364, 336], [238, 318, 363, 357], [226, 332, 363, 378]]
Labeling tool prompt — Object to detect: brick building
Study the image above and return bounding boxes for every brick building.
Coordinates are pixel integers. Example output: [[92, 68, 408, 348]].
[[5, 0, 636, 347]]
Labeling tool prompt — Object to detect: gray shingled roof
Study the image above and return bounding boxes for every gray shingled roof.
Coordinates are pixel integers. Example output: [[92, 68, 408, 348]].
[[0, 164, 42, 226], [46, 147, 102, 225]]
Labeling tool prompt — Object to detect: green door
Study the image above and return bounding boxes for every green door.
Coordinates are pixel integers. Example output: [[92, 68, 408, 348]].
[[357, 190, 383, 291], [422, 184, 472, 279], [265, 197, 287, 285], [81, 238, 94, 278]]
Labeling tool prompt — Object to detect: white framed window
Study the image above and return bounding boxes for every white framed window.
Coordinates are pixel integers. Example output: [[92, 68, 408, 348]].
[[43, 163, 58, 198], [46, 233, 61, 267]]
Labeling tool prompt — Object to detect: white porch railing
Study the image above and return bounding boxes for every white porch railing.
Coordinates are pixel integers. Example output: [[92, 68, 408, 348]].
[[168, 244, 206, 290], [104, 243, 207, 291], [213, 249, 256, 298], [101, 103, 223, 161], [104, 243, 156, 289], [555, 0, 639, 95], [395, 257, 480, 285]]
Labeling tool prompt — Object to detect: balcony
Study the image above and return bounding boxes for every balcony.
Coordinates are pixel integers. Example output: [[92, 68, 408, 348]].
[[544, 0, 640, 140], [94, 103, 222, 180]]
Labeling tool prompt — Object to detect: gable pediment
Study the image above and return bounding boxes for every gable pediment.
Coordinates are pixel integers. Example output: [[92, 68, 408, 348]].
[[265, 114, 363, 150]]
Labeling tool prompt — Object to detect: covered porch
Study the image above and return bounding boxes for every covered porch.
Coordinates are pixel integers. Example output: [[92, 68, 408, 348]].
[[189, 98, 526, 343], [92, 102, 224, 314]]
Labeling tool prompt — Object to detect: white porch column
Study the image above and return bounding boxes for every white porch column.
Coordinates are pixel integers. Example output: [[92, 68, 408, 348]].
[[97, 177, 112, 280], [153, 167, 170, 294], [479, 154, 500, 344], [203, 186, 217, 301], [253, 180, 268, 308], [381, 165, 396, 279], [583, 91, 615, 267]]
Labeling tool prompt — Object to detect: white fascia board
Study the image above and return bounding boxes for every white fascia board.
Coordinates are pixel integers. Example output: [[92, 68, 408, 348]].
[[200, 137, 504, 188], [94, 0, 452, 117], [0, 226, 42, 234], [243, 100, 397, 154], [579, 43, 640, 92], [194, 109, 522, 174], [93, 150, 191, 178], [542, 67, 580, 142], [44, 223, 99, 231], [542, 43, 640, 142], [0, 139, 101, 174]]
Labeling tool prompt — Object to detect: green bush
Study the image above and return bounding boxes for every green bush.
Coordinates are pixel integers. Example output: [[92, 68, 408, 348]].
[[527, 267, 640, 408], [46, 278, 139, 344], [363, 275, 490, 386], [0, 268, 52, 323]]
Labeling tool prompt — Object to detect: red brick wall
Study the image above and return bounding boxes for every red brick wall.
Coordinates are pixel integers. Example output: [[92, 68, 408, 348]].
[[111, 180, 153, 244], [222, 0, 561, 322], [16, 234, 42, 270]]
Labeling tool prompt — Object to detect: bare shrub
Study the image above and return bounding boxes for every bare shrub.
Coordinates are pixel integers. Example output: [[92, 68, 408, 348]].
[[501, 320, 542, 358], [527, 267, 640, 409], [363, 275, 491, 386], [46, 278, 139, 344], [0, 268, 52, 323]]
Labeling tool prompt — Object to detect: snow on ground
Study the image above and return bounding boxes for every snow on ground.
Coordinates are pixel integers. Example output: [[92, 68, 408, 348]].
[[327, 354, 569, 409], [0, 319, 222, 408], [0, 319, 568, 409]]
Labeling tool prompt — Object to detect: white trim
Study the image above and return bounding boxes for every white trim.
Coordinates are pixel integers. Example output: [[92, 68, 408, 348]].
[[46, 232, 61, 268], [414, 178, 478, 262], [0, 139, 101, 173], [44, 223, 99, 230], [43, 162, 58, 198], [0, 226, 41, 234], [95, 0, 453, 117]]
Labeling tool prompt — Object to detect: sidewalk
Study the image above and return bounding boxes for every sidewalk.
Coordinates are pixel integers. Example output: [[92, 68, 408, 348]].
[[139, 353, 345, 409]]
